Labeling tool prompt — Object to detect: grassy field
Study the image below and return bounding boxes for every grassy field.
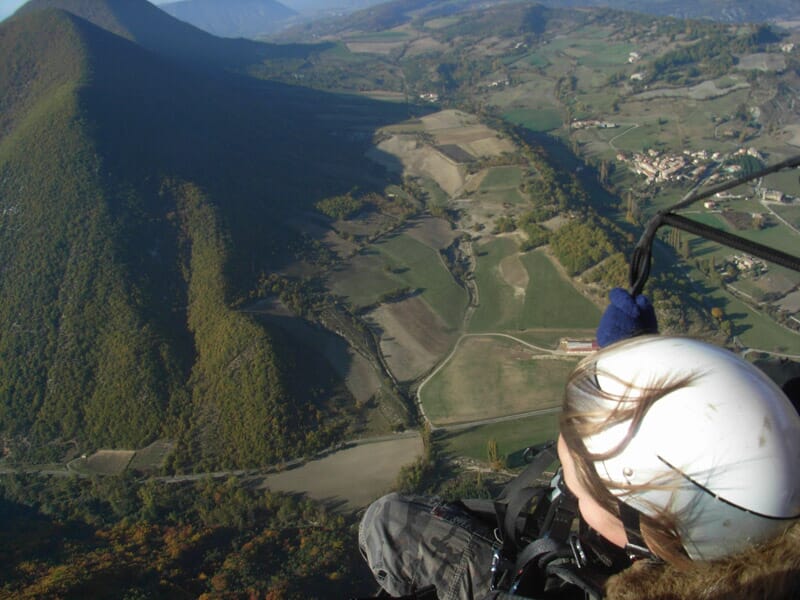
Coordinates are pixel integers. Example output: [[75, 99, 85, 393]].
[[763, 170, 800, 197], [438, 412, 560, 468], [474, 165, 529, 206], [480, 166, 523, 189], [329, 252, 398, 308], [320, 42, 369, 63], [129, 440, 174, 471], [479, 187, 526, 205], [773, 204, 800, 228], [527, 52, 550, 68], [262, 435, 422, 511], [469, 244, 601, 332], [346, 31, 411, 42], [420, 176, 450, 207], [684, 209, 800, 259], [330, 228, 467, 329], [376, 233, 467, 329], [425, 17, 460, 29], [469, 238, 522, 332], [503, 108, 563, 132], [565, 41, 633, 69], [718, 293, 799, 351], [520, 250, 601, 329], [421, 335, 578, 425], [72, 450, 136, 476]]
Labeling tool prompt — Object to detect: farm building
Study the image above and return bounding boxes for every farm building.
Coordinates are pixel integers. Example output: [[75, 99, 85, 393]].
[[562, 339, 599, 354]]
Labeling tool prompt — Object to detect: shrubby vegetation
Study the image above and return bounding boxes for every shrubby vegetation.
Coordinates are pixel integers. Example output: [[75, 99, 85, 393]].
[[644, 23, 778, 84], [0, 473, 362, 599], [549, 218, 616, 275], [583, 252, 629, 289], [315, 193, 364, 220]]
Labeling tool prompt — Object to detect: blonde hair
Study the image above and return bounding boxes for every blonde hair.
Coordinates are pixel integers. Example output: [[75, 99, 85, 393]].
[[560, 337, 697, 568]]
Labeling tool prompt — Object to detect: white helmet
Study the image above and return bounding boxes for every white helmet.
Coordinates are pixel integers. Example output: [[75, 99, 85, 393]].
[[570, 336, 800, 560]]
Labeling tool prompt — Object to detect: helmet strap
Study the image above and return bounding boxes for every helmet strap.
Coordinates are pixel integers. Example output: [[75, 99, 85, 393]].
[[617, 500, 656, 560]]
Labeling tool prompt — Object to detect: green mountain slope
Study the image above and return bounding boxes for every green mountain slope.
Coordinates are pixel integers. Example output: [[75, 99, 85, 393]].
[[0, 8, 405, 466], [0, 10, 185, 450]]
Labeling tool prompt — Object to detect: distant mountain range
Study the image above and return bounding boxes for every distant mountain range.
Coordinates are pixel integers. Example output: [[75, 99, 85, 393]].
[[15, 0, 318, 67], [160, 0, 297, 38], [533, 0, 797, 23], [281, 0, 390, 16]]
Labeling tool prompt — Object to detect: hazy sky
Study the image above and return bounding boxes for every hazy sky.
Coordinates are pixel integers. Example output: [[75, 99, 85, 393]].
[[0, 1, 171, 22]]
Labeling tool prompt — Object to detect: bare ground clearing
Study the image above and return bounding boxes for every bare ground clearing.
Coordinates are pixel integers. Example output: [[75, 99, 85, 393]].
[[461, 137, 516, 156], [499, 253, 529, 298], [431, 123, 515, 157], [368, 110, 517, 199], [434, 125, 507, 144], [421, 109, 478, 130], [372, 135, 466, 196], [260, 435, 422, 511], [368, 296, 456, 382], [784, 124, 800, 147], [541, 215, 570, 231]]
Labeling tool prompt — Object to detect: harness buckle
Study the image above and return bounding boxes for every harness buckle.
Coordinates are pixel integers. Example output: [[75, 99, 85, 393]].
[[490, 546, 515, 591]]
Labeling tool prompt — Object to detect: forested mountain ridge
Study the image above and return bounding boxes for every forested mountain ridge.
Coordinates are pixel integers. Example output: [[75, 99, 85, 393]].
[[0, 7, 405, 467], [0, 10, 184, 450]]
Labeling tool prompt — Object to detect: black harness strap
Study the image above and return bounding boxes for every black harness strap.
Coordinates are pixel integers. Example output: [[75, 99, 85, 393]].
[[617, 501, 654, 560], [546, 563, 606, 600], [351, 585, 438, 600], [494, 443, 559, 550]]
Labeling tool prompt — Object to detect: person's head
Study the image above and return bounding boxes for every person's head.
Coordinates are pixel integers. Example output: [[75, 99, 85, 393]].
[[558, 336, 800, 567]]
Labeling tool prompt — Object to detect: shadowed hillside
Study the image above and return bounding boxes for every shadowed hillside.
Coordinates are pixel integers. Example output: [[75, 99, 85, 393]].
[[0, 7, 409, 467]]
